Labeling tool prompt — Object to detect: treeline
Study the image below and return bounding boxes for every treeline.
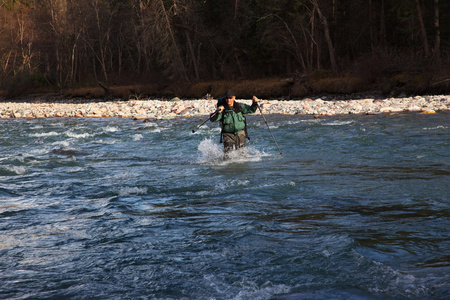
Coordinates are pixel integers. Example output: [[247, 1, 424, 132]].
[[1, 0, 449, 98]]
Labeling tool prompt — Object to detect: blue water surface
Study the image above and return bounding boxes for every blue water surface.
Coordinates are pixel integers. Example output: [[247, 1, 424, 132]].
[[0, 111, 449, 299]]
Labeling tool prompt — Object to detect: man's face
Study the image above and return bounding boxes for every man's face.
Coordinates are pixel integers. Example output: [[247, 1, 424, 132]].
[[226, 96, 235, 106]]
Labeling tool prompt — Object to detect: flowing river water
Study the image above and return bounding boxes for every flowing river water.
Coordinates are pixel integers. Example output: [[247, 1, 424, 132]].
[[0, 112, 449, 299]]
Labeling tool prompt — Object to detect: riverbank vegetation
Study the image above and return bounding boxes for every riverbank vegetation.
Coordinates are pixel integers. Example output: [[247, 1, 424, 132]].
[[1, 0, 450, 100]]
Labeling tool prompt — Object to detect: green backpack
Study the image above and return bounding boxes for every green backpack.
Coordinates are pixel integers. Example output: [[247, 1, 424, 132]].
[[216, 97, 250, 143]]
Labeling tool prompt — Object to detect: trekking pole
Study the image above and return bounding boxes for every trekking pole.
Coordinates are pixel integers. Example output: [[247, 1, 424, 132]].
[[256, 100, 282, 155], [192, 111, 217, 133]]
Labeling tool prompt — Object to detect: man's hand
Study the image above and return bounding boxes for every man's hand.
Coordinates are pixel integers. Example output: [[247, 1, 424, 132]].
[[252, 96, 259, 104], [217, 106, 225, 113]]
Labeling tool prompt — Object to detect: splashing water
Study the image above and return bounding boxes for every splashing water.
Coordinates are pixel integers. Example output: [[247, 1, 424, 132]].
[[197, 138, 223, 163], [197, 138, 264, 165]]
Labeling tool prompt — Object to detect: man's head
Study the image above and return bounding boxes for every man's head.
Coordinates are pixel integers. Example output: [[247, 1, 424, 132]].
[[225, 90, 235, 106]]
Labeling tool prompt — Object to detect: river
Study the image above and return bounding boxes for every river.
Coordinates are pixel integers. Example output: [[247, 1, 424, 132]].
[[0, 112, 449, 299]]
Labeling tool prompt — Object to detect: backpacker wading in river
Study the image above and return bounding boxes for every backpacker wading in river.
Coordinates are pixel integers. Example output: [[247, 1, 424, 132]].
[[210, 90, 259, 157]]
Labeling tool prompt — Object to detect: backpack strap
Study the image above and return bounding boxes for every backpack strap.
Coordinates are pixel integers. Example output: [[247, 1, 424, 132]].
[[216, 101, 250, 141], [234, 102, 250, 140], [244, 116, 250, 140]]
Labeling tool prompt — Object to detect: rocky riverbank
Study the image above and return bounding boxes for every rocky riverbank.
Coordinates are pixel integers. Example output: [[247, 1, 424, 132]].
[[1, 95, 449, 119]]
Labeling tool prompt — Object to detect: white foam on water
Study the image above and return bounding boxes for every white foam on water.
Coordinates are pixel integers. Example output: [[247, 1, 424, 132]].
[[13, 156, 25, 163], [148, 123, 172, 133], [286, 120, 305, 125], [52, 140, 71, 147], [197, 138, 224, 164], [0, 235, 25, 249], [322, 120, 355, 126], [268, 124, 280, 129], [118, 187, 148, 196], [27, 148, 48, 156], [351, 249, 430, 297], [215, 179, 250, 191], [104, 126, 120, 132], [224, 147, 264, 163], [202, 274, 291, 300], [65, 131, 91, 138], [142, 123, 163, 132], [231, 282, 291, 300], [132, 134, 143, 141], [423, 125, 447, 130], [29, 132, 59, 137], [197, 138, 264, 165], [301, 119, 323, 124], [1, 165, 26, 175], [149, 128, 162, 133]]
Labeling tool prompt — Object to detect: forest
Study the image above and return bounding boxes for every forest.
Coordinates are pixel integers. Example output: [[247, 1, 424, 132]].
[[1, 0, 449, 99]]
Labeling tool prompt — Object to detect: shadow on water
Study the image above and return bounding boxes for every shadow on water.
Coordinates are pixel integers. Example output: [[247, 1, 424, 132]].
[[49, 147, 87, 156]]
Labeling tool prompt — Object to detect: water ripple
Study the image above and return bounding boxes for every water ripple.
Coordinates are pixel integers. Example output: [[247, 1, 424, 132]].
[[0, 113, 448, 299]]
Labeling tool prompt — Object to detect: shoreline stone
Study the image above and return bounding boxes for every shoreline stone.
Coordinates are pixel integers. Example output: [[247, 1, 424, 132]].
[[0, 95, 449, 119]]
